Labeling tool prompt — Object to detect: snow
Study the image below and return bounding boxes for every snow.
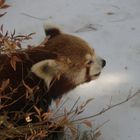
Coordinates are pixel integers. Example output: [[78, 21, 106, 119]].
[[1, 0, 140, 139]]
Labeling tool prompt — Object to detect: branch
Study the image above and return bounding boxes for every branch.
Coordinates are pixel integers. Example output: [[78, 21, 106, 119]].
[[21, 13, 51, 21], [72, 90, 140, 122]]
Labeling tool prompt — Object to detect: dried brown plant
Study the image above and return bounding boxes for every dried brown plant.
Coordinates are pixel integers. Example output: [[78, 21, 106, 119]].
[[0, 26, 140, 140]]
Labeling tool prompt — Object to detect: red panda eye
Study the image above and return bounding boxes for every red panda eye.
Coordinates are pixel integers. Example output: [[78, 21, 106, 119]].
[[87, 60, 94, 65]]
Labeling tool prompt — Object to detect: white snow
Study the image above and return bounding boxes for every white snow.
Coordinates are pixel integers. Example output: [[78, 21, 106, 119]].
[[1, 0, 140, 140]]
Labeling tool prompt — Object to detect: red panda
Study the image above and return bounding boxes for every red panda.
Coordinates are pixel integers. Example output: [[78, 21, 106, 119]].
[[0, 25, 106, 124]]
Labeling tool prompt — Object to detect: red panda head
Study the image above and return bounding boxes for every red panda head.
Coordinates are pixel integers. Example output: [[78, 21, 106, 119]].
[[31, 25, 106, 96]]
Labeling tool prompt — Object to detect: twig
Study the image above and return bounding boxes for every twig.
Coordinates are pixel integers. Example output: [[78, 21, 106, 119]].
[[92, 120, 109, 133], [74, 24, 98, 33], [69, 97, 80, 113], [72, 90, 140, 122], [53, 97, 70, 116], [21, 13, 51, 21]]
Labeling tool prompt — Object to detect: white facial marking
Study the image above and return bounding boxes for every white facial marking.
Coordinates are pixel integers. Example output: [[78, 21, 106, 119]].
[[71, 54, 104, 85], [73, 69, 86, 84], [90, 55, 103, 75]]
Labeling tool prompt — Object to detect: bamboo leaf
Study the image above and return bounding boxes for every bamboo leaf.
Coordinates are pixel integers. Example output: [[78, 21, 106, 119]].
[[0, 78, 10, 92], [10, 55, 22, 71], [82, 120, 92, 128]]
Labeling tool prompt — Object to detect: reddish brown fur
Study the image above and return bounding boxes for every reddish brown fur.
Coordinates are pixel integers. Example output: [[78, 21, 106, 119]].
[[0, 47, 76, 111], [0, 26, 103, 126], [0, 26, 106, 140], [0, 49, 79, 128], [45, 34, 94, 67]]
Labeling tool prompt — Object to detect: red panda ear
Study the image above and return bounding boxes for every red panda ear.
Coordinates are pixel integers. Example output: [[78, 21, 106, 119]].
[[44, 24, 62, 39], [31, 59, 67, 89]]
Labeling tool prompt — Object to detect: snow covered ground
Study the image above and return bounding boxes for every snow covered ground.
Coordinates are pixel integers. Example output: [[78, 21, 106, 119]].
[[1, 0, 140, 140]]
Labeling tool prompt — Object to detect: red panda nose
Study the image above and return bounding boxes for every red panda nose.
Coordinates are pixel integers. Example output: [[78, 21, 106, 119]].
[[102, 59, 106, 68]]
